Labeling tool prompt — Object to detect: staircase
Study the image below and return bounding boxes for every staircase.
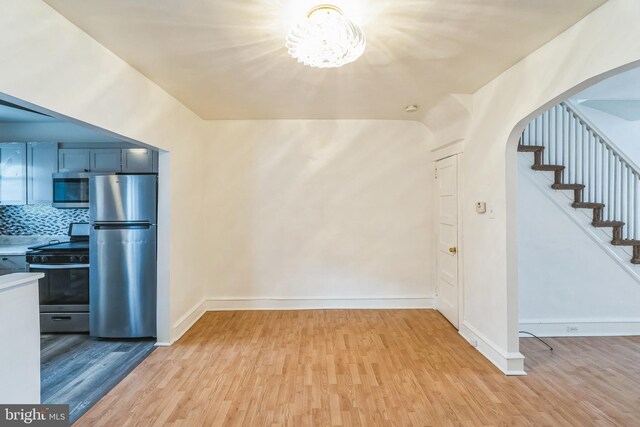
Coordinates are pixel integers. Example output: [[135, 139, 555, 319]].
[[519, 101, 640, 265]]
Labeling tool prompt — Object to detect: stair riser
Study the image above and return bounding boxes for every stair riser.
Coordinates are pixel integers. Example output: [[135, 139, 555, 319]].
[[554, 170, 563, 185], [593, 207, 603, 223], [534, 151, 543, 166], [614, 227, 623, 242], [574, 189, 583, 204]]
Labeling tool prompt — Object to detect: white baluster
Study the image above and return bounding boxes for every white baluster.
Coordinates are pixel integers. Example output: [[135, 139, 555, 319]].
[[632, 173, 640, 240], [608, 148, 614, 222], [627, 167, 632, 240]]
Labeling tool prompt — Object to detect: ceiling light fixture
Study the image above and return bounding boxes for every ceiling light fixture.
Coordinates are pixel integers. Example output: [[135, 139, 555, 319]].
[[285, 4, 366, 69], [405, 105, 419, 113]]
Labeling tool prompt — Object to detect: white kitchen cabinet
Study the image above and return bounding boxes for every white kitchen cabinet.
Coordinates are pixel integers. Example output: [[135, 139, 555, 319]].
[[122, 148, 155, 173], [0, 273, 43, 404], [59, 148, 123, 172], [27, 142, 58, 204], [58, 148, 156, 174], [0, 143, 27, 205], [0, 255, 27, 276], [59, 148, 90, 172], [90, 149, 122, 172]]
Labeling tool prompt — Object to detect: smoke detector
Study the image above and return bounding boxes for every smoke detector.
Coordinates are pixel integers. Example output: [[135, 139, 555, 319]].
[[405, 105, 419, 113]]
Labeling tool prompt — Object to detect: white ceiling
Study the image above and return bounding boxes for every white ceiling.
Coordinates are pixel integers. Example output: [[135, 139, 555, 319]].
[[573, 66, 640, 121], [578, 100, 640, 122], [44, 0, 607, 120], [574, 67, 640, 100]]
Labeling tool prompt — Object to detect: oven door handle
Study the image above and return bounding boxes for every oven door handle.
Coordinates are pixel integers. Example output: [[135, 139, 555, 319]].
[[28, 264, 90, 269]]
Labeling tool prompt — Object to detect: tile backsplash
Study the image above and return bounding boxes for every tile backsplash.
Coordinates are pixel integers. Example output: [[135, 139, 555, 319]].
[[0, 205, 89, 236]]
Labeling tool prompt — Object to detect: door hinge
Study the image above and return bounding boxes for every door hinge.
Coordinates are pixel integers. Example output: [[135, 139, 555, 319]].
[[435, 168, 438, 179]]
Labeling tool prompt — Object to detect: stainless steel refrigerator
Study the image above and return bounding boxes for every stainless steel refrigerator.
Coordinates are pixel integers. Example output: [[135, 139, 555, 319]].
[[89, 174, 157, 338]]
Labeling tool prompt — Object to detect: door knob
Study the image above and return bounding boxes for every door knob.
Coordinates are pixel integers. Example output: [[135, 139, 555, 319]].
[[449, 247, 457, 255]]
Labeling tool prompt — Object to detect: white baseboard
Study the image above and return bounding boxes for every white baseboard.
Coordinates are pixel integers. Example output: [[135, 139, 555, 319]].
[[169, 297, 435, 344], [520, 319, 640, 337], [205, 296, 436, 311], [459, 321, 526, 375], [171, 298, 207, 344]]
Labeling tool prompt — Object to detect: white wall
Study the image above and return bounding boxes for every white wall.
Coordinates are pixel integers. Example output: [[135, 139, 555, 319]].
[[518, 154, 640, 336], [0, 0, 208, 342], [202, 120, 435, 307]]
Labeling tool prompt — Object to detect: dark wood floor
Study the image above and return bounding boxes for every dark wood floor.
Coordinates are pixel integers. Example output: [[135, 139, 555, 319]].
[[75, 310, 640, 426], [41, 333, 155, 424]]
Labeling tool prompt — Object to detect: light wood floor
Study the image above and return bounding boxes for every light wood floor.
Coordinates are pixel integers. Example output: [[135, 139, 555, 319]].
[[75, 310, 640, 426]]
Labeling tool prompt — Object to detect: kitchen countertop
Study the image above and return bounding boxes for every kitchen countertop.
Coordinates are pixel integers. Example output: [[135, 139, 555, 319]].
[[0, 235, 67, 255], [0, 272, 45, 292]]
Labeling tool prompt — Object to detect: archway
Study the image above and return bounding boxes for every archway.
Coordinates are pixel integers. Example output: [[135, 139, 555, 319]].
[[505, 60, 640, 372]]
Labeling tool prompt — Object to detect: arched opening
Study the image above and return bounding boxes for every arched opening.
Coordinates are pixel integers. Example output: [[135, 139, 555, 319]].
[[506, 60, 640, 373], [0, 92, 171, 420]]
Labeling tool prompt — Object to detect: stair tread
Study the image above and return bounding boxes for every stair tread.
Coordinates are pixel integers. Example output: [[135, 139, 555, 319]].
[[572, 202, 605, 209], [531, 164, 565, 171], [592, 221, 625, 227], [518, 145, 545, 152], [612, 239, 640, 246], [551, 183, 585, 190]]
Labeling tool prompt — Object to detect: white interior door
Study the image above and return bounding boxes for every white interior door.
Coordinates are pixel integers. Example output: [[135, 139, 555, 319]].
[[436, 155, 459, 328]]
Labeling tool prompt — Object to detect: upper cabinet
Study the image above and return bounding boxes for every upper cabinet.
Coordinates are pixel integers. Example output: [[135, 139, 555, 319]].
[[0, 145, 156, 206], [27, 142, 58, 205], [90, 148, 122, 172], [122, 148, 157, 173], [0, 143, 27, 205], [58, 148, 90, 172], [59, 148, 155, 173]]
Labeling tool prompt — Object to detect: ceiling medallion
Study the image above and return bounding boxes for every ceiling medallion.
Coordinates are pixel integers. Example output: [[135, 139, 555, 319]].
[[286, 4, 366, 69]]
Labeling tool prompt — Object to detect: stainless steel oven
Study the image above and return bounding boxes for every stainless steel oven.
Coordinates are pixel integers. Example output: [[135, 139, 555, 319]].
[[52, 172, 97, 208], [27, 223, 90, 332], [29, 262, 90, 332]]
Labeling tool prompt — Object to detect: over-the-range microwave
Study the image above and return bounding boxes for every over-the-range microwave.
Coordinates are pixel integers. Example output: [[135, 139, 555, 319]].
[[52, 172, 99, 208]]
